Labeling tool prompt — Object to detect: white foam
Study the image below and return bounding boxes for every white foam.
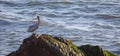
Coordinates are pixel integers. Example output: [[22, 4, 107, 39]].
[[55, 21, 91, 31], [65, 25, 91, 31]]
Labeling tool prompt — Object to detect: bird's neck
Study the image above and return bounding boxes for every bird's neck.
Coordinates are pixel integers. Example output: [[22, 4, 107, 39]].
[[37, 17, 40, 25]]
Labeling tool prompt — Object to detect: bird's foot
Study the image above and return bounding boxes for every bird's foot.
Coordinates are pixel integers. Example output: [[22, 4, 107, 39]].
[[35, 33, 40, 39]]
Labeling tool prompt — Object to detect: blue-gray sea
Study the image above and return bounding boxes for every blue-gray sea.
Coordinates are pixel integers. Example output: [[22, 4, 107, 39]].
[[0, 0, 120, 56]]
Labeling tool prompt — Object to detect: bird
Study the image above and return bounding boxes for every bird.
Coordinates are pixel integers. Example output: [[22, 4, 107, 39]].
[[27, 15, 40, 33]]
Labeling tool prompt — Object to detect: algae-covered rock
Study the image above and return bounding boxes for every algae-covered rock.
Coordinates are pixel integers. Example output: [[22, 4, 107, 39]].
[[7, 33, 118, 56], [78, 44, 118, 56]]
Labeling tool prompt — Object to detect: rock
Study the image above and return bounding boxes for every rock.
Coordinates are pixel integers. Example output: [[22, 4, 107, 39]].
[[78, 44, 117, 56], [7, 33, 118, 56]]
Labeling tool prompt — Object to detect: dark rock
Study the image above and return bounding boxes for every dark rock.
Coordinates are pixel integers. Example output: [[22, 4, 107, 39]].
[[7, 52, 15, 56], [7, 33, 118, 56], [78, 44, 117, 56]]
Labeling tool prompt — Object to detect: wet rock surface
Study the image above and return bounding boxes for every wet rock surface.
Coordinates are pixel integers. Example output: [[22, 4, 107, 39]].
[[7, 33, 118, 56]]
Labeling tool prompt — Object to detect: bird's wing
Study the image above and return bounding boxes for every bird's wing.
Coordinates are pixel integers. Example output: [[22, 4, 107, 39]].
[[27, 24, 37, 32]]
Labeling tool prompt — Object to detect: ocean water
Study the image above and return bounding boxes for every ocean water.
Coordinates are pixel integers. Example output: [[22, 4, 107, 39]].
[[0, 0, 120, 56]]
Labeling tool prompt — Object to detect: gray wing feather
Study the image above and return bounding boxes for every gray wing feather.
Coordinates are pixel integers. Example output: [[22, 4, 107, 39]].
[[27, 23, 38, 32]]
